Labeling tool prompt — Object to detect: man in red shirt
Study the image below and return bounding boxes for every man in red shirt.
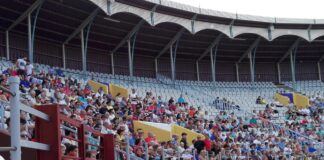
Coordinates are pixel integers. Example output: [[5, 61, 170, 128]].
[[145, 132, 158, 144], [203, 133, 212, 152]]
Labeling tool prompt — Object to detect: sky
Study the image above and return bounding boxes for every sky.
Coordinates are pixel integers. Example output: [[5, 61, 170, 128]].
[[170, 0, 324, 19]]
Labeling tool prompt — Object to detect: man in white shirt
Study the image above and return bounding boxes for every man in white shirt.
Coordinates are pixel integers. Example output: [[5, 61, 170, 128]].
[[26, 60, 34, 76], [95, 87, 104, 98], [130, 89, 138, 105], [101, 121, 116, 135], [27, 90, 37, 106], [16, 57, 27, 75]]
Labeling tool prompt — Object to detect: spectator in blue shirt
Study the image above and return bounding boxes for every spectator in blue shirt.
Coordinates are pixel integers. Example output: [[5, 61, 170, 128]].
[[177, 94, 185, 104]]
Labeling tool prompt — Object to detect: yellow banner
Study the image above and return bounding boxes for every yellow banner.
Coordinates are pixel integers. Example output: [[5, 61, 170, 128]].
[[274, 93, 290, 106], [133, 121, 171, 142], [293, 93, 310, 109], [171, 124, 204, 146], [109, 84, 128, 98], [87, 80, 109, 94]]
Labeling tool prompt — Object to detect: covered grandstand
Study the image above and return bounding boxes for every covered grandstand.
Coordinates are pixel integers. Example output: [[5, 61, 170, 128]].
[[0, 0, 323, 82], [0, 0, 324, 160]]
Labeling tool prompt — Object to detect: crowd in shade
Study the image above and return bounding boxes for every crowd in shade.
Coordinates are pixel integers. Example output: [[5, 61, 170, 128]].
[[0, 57, 323, 160]]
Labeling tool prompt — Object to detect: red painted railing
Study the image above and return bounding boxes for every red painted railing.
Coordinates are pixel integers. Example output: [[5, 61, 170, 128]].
[[35, 104, 114, 160]]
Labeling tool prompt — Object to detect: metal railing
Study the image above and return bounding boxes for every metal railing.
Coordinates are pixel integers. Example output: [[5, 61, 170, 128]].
[[0, 76, 50, 160], [0, 100, 5, 129]]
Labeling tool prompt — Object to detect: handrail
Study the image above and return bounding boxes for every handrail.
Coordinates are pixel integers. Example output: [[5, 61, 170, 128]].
[[0, 85, 15, 97], [20, 140, 50, 151], [0, 76, 52, 160], [0, 147, 16, 152], [21, 104, 50, 121], [0, 102, 5, 129]]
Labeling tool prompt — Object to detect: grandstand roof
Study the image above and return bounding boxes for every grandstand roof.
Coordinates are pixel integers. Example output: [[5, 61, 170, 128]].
[[0, 0, 324, 63]]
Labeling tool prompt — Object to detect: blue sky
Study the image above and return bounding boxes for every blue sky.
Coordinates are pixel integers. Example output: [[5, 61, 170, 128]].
[[171, 0, 324, 19]]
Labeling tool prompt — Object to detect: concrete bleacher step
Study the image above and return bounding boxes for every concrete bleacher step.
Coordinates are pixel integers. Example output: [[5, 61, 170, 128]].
[[276, 84, 294, 92]]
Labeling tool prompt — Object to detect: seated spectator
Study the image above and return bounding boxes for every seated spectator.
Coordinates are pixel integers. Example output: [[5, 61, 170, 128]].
[[63, 144, 78, 160], [178, 94, 186, 104], [86, 150, 97, 160], [194, 136, 205, 154], [249, 116, 258, 128], [145, 132, 158, 145], [101, 121, 116, 135], [180, 132, 188, 149], [256, 96, 262, 104], [168, 97, 174, 106]]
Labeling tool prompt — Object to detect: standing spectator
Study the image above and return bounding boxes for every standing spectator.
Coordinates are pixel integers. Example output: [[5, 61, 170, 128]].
[[26, 60, 33, 76], [16, 57, 27, 76], [129, 89, 138, 105]]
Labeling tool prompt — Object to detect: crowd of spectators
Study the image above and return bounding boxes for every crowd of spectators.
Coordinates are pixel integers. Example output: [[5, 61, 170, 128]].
[[0, 58, 323, 160]]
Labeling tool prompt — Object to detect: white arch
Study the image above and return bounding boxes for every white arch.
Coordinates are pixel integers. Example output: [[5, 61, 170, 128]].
[[89, 0, 108, 14], [153, 12, 192, 33], [232, 26, 269, 40], [89, 0, 324, 43], [194, 21, 231, 37], [110, 2, 152, 25], [309, 30, 324, 41], [271, 29, 309, 42]]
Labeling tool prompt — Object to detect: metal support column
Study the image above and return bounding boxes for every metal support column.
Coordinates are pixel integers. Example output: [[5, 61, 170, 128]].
[[290, 51, 296, 89], [6, 31, 9, 60], [64, 8, 98, 72], [127, 32, 138, 77], [235, 63, 240, 82], [249, 46, 257, 83], [154, 59, 158, 78], [128, 40, 132, 76], [277, 38, 300, 84], [111, 54, 115, 75], [170, 40, 179, 81], [6, 0, 44, 62], [277, 63, 281, 83], [196, 61, 200, 81], [318, 62, 322, 81], [27, 4, 42, 63], [290, 46, 298, 90], [28, 14, 32, 62], [318, 55, 324, 82], [81, 30, 86, 72], [62, 44, 66, 69], [249, 52, 254, 83], [9, 77, 21, 160], [170, 46, 175, 81], [210, 45, 218, 82], [80, 21, 93, 73]]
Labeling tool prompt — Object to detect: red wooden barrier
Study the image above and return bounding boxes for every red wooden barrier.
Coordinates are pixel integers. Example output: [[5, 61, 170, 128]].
[[35, 104, 114, 160]]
